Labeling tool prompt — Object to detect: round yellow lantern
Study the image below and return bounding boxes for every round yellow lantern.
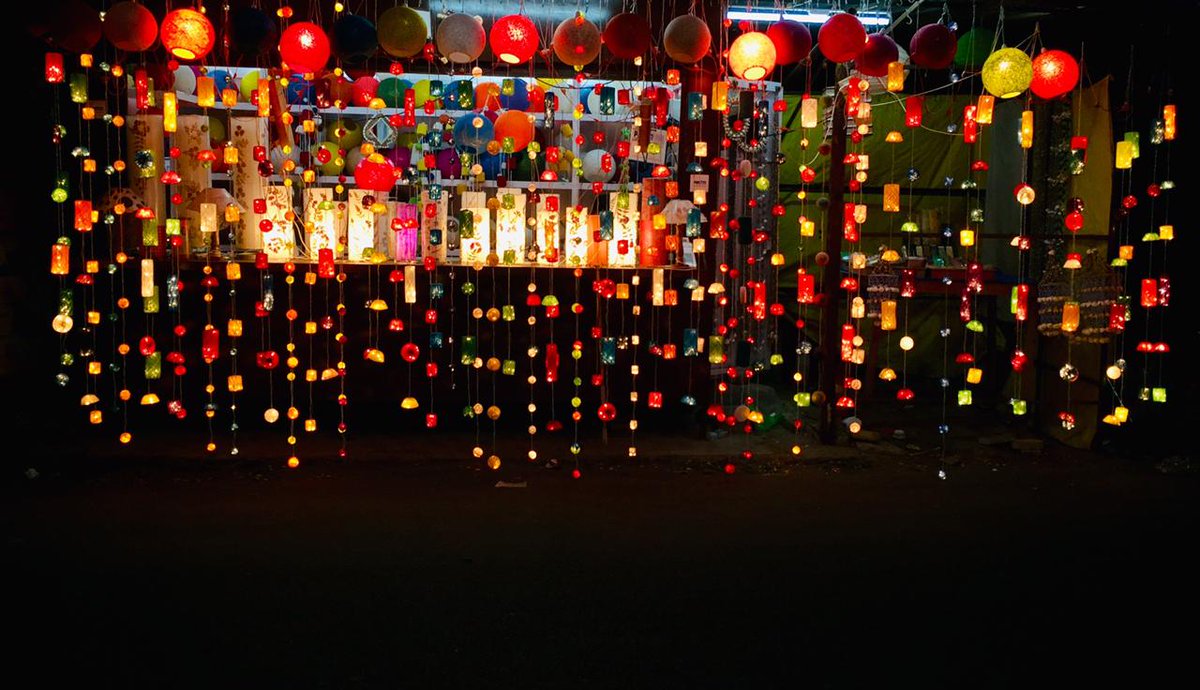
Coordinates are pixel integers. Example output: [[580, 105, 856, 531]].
[[982, 47, 1032, 99]]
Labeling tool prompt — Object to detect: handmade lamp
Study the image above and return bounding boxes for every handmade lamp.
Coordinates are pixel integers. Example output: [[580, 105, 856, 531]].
[[160, 8, 215, 61], [491, 14, 539, 65], [728, 31, 777, 80], [982, 47, 1033, 99], [435, 13, 486, 63]]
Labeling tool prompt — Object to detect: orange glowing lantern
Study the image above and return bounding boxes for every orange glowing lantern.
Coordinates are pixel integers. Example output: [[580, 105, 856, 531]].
[[160, 8, 215, 61], [728, 31, 777, 81]]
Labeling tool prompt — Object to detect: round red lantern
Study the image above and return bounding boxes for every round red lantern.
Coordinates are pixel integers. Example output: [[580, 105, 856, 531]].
[[597, 402, 617, 423], [817, 13, 866, 63], [1030, 49, 1079, 100], [103, 1, 158, 52], [909, 23, 957, 69], [767, 20, 812, 65], [160, 8, 215, 61], [728, 31, 777, 81], [490, 14, 539, 65], [279, 21, 330, 74], [857, 33, 898, 76], [354, 154, 396, 192], [603, 12, 651, 60], [552, 15, 602, 67]]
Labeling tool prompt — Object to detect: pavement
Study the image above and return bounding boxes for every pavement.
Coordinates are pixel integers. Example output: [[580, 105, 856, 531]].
[[3, 429, 1197, 687]]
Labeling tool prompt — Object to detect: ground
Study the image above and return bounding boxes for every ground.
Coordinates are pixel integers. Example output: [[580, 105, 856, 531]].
[[4, 428, 1197, 687]]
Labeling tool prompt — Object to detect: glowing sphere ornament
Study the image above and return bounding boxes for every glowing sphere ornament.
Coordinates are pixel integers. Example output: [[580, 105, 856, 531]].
[[767, 20, 812, 65], [817, 13, 866, 63], [354, 154, 396, 192], [728, 31, 777, 81], [228, 6, 277, 55], [663, 16, 712, 64], [331, 13, 378, 65], [280, 22, 331, 74], [160, 8, 215, 61], [603, 12, 652, 60], [856, 33, 898, 77], [552, 15, 602, 67], [982, 47, 1033, 99], [378, 5, 428, 58], [103, 1, 158, 53], [490, 14, 539, 65], [1030, 49, 1079, 100], [435, 13, 486, 64], [909, 23, 957, 69]]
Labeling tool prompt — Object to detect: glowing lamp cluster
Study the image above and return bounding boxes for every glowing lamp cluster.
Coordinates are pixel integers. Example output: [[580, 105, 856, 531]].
[[160, 8, 215, 61], [982, 47, 1033, 99], [491, 14, 539, 65], [728, 31, 777, 81]]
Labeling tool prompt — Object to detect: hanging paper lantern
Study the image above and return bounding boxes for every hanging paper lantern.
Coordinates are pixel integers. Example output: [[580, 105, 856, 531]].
[[954, 28, 994, 70], [354, 153, 396, 192], [378, 5, 428, 58], [325, 118, 363, 150], [490, 14, 538, 65], [228, 6, 277, 55], [102, 1, 157, 52], [160, 8, 215, 61], [453, 114, 495, 152], [498, 79, 530, 110], [817, 13, 866, 63], [493, 110, 534, 152], [582, 149, 615, 183], [728, 31, 777, 81], [435, 13, 486, 64], [552, 15, 602, 67], [44, 0, 102, 53], [172, 65, 196, 96], [435, 148, 462, 178], [767, 20, 812, 65], [376, 77, 412, 108], [351, 76, 379, 107], [474, 82, 502, 111], [857, 33, 898, 77], [311, 142, 344, 177], [909, 23, 957, 69], [279, 21, 330, 74], [603, 12, 651, 60], [981, 47, 1033, 99], [332, 13, 378, 65], [1030, 49, 1079, 100], [663, 16, 711, 64]]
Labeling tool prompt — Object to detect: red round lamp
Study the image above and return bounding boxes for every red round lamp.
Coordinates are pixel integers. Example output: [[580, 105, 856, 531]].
[[767, 21, 812, 65], [490, 14, 539, 65], [1030, 50, 1079, 99], [279, 21, 331, 74], [817, 13, 866, 63]]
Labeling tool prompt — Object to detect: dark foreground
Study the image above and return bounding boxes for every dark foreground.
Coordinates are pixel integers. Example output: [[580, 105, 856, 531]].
[[4, 437, 1197, 687]]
